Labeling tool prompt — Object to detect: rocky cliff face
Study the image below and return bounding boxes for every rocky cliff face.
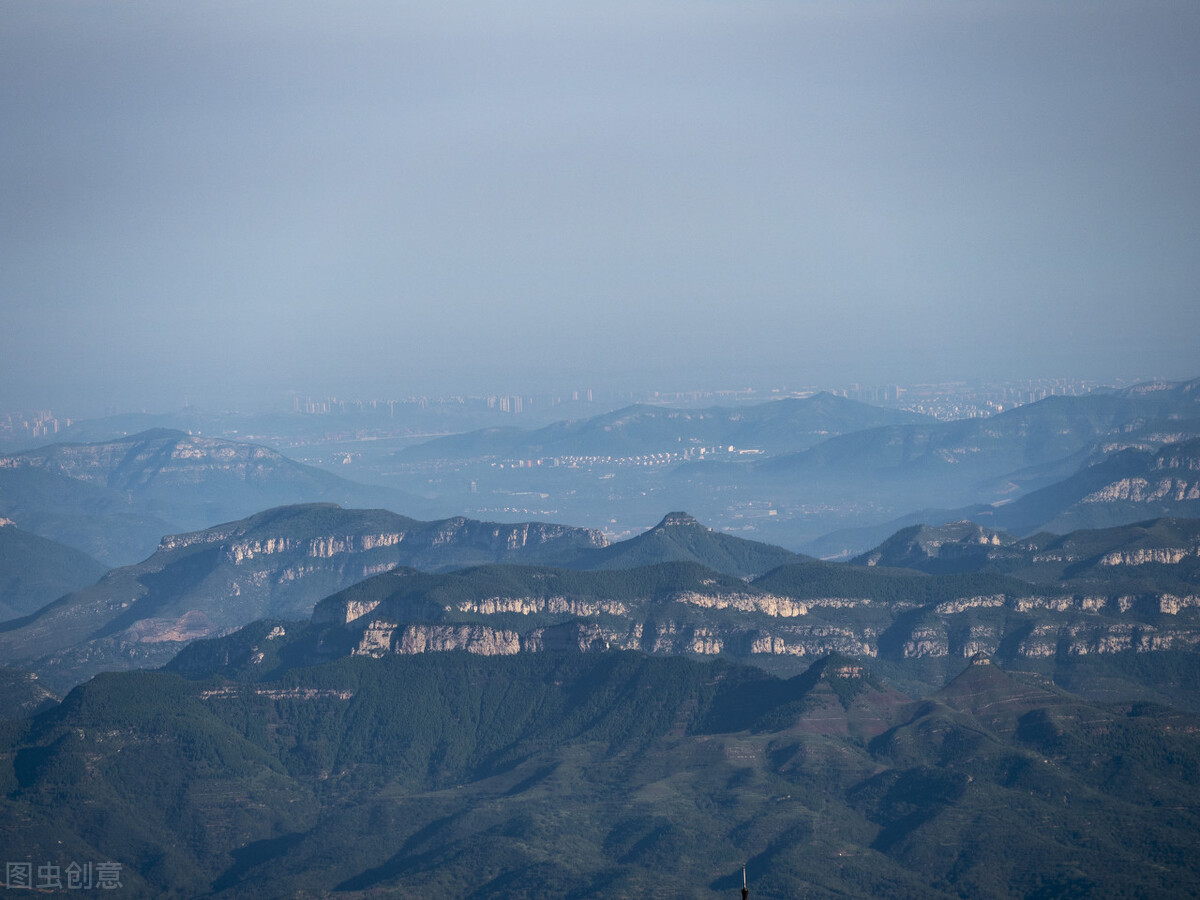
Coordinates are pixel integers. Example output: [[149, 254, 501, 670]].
[[221, 531, 406, 562], [0, 431, 283, 489], [320, 575, 1200, 668], [854, 521, 1012, 569], [343, 610, 1200, 664], [156, 514, 608, 564], [1083, 477, 1200, 504], [1028, 440, 1200, 536], [0, 504, 612, 690], [1100, 547, 1200, 566], [424, 518, 608, 551]]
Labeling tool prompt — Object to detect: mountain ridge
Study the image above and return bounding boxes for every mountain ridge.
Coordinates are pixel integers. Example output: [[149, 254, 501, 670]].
[[0, 503, 605, 691], [396, 393, 931, 463], [0, 429, 436, 564], [160, 516, 1200, 712], [574, 510, 808, 575], [0, 506, 807, 691], [802, 434, 1200, 559]]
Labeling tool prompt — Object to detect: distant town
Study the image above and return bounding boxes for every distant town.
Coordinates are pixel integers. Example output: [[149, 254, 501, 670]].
[[0, 409, 70, 441], [283, 375, 1123, 423], [0, 375, 1138, 447]]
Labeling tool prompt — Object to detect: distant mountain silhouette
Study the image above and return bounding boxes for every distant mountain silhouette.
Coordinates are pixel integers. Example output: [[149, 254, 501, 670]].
[[803, 433, 1200, 559], [0, 429, 435, 563], [397, 394, 930, 462]]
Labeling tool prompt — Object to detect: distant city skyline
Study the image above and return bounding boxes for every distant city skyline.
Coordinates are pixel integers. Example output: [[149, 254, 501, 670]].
[[0, 373, 1160, 435], [3, 1, 1198, 414]]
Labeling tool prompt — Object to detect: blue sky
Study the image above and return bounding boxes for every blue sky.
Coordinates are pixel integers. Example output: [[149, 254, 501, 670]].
[[3, 1, 1198, 414]]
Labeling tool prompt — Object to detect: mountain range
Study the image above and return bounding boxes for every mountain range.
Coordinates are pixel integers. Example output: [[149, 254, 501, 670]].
[[6, 380, 1200, 570], [394, 393, 930, 463], [980, 436, 1200, 535], [0, 506, 810, 692], [0, 504, 603, 692], [756, 377, 1200, 490], [145, 509, 1200, 711], [737, 379, 1200, 543], [803, 431, 1200, 560], [5, 493, 1200, 701], [356, 377, 1200, 554], [4, 383, 1200, 897], [4, 476, 1200, 708]]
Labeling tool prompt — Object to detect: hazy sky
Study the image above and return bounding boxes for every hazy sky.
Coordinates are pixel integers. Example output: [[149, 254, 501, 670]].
[[3, 1, 1199, 414]]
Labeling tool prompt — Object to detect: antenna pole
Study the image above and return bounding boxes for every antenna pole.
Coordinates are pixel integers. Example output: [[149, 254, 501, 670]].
[[742, 865, 748, 900]]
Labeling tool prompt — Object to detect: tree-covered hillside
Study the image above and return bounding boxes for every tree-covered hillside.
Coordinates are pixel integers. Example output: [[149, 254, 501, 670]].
[[2, 651, 1198, 898]]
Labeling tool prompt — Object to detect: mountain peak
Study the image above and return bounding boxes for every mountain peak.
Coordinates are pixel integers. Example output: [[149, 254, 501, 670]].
[[581, 512, 802, 577], [935, 656, 1058, 720], [851, 520, 1014, 572], [655, 511, 704, 529], [810, 651, 868, 680]]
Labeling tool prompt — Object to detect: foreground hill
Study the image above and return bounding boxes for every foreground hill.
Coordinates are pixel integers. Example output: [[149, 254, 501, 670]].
[[2, 650, 1198, 898], [0, 520, 108, 621], [0, 429, 433, 564], [0, 504, 605, 692]]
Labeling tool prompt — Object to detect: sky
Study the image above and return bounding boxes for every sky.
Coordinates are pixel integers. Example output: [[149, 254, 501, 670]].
[[2, 1, 1199, 415]]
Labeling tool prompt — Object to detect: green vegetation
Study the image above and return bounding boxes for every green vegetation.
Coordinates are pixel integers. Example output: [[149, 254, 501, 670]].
[[0, 524, 107, 621], [3, 651, 1199, 898], [0, 666, 58, 719], [754, 561, 1033, 605], [583, 511, 807, 576], [0, 504, 605, 691], [319, 560, 756, 616]]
